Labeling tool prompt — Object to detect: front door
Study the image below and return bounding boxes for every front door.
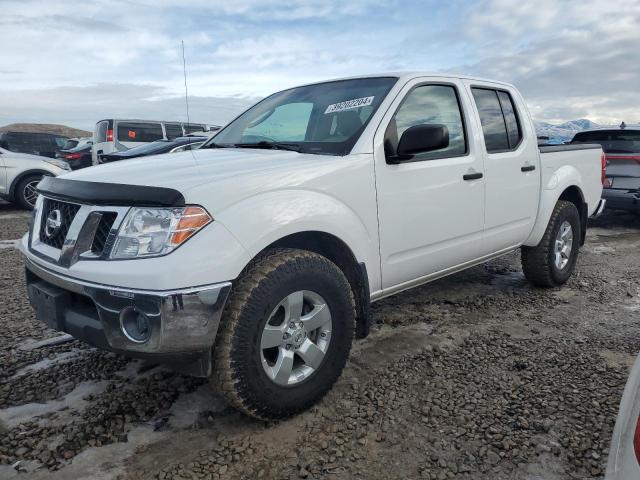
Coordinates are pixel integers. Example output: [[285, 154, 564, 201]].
[[375, 78, 486, 290]]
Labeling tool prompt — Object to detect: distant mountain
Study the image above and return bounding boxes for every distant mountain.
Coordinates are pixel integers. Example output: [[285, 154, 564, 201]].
[[0, 123, 91, 138], [535, 118, 600, 145]]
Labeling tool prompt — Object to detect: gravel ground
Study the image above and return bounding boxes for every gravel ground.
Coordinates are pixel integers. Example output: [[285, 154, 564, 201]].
[[1, 207, 639, 480]]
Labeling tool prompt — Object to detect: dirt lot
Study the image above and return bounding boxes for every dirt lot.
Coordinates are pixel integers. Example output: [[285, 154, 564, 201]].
[[1, 203, 640, 480]]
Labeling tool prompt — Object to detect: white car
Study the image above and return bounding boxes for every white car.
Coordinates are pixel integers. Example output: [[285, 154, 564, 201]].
[[0, 146, 70, 209], [21, 73, 604, 419]]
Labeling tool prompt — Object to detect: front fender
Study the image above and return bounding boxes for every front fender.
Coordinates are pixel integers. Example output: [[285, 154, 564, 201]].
[[214, 189, 379, 286], [524, 165, 584, 247]]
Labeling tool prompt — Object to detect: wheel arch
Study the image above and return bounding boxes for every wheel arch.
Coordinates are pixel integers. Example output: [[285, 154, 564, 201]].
[[250, 231, 371, 339], [525, 182, 588, 247], [558, 185, 588, 245], [8, 169, 51, 200]]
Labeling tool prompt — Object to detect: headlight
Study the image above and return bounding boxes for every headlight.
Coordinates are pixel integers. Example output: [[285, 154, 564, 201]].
[[45, 159, 71, 171], [110, 206, 212, 259]]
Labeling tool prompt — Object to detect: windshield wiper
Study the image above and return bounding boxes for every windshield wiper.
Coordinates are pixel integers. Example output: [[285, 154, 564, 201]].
[[232, 141, 303, 153]]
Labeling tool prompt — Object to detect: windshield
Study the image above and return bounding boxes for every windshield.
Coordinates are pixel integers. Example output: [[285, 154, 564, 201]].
[[209, 77, 398, 155], [571, 129, 640, 153]]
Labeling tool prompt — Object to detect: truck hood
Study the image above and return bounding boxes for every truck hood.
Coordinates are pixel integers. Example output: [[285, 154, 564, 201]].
[[62, 148, 349, 212]]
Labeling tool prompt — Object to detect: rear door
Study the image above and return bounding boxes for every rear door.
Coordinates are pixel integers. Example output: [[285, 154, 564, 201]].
[[375, 77, 486, 289], [93, 120, 112, 164], [464, 82, 541, 253], [115, 121, 164, 150]]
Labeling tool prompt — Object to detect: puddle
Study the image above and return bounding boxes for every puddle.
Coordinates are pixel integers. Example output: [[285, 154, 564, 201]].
[[0, 381, 109, 430], [11, 349, 87, 379], [489, 271, 528, 289], [18, 334, 74, 351]]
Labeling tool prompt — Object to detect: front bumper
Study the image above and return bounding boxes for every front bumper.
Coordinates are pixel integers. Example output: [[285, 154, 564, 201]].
[[25, 256, 231, 377], [603, 188, 640, 213]]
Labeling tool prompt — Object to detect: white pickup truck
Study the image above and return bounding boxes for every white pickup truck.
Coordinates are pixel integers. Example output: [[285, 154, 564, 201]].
[[21, 73, 605, 419]]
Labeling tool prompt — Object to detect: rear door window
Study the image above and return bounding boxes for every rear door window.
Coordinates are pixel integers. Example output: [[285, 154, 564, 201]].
[[116, 122, 163, 143], [471, 88, 509, 152], [165, 123, 184, 140]]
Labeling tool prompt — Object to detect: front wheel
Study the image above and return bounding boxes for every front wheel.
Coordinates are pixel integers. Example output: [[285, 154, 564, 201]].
[[522, 200, 581, 287], [212, 249, 355, 419], [15, 174, 45, 210]]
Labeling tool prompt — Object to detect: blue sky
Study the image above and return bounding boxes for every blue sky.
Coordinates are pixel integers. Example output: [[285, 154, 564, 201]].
[[0, 0, 638, 130]]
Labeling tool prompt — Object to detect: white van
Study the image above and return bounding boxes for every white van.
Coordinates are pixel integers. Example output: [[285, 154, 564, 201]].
[[92, 119, 211, 164]]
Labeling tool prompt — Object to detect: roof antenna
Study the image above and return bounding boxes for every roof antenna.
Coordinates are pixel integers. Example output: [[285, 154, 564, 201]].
[[181, 40, 193, 151]]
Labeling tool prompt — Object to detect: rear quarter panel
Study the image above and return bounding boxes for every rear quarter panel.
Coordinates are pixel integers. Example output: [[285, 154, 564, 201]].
[[525, 145, 602, 246]]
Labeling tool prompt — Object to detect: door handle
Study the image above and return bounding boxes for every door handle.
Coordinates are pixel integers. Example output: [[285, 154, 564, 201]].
[[463, 172, 483, 181], [521, 165, 536, 172]]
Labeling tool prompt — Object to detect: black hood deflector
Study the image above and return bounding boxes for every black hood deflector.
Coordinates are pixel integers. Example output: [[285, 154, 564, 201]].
[[37, 176, 185, 207]]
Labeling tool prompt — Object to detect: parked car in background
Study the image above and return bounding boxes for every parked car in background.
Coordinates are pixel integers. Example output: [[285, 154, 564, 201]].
[[21, 73, 604, 419], [571, 125, 640, 213], [92, 119, 214, 164], [60, 136, 93, 151], [0, 131, 69, 159], [58, 144, 93, 170], [99, 136, 208, 163], [606, 354, 640, 479], [0, 146, 70, 209]]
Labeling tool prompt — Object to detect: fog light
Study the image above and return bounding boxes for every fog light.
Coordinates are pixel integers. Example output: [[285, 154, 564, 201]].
[[120, 307, 151, 343]]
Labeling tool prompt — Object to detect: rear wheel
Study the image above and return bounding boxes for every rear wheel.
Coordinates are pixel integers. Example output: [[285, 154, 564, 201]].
[[15, 174, 45, 210], [522, 200, 581, 287], [213, 249, 355, 419]]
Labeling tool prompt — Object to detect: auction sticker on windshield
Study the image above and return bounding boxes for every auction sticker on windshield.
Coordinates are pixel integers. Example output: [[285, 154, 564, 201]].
[[325, 96, 374, 114]]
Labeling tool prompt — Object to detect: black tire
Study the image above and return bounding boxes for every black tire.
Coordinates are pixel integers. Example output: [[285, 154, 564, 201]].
[[213, 248, 355, 420], [15, 174, 44, 210], [522, 200, 581, 287]]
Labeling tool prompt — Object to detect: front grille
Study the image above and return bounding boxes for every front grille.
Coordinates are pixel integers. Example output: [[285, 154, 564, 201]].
[[91, 212, 118, 255], [39, 199, 81, 249]]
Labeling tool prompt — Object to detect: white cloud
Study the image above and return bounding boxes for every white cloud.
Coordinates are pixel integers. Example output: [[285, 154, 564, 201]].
[[0, 84, 257, 130], [459, 0, 640, 123], [0, 0, 638, 128]]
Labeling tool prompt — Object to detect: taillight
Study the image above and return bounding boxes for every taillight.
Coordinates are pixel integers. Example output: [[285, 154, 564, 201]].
[[106, 129, 114, 142], [601, 152, 607, 185], [64, 153, 82, 160], [634, 416, 640, 464]]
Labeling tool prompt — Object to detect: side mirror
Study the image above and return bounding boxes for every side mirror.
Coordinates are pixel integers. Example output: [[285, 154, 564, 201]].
[[394, 124, 449, 161]]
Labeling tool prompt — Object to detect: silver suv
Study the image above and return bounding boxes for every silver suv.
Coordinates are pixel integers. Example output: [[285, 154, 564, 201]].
[[0, 147, 70, 209]]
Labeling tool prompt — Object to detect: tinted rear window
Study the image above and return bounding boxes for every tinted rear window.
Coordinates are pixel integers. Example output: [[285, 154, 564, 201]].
[[571, 130, 640, 153], [95, 121, 110, 143], [63, 139, 79, 149], [117, 122, 163, 143], [0, 132, 59, 157], [184, 124, 206, 134], [165, 123, 184, 140]]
